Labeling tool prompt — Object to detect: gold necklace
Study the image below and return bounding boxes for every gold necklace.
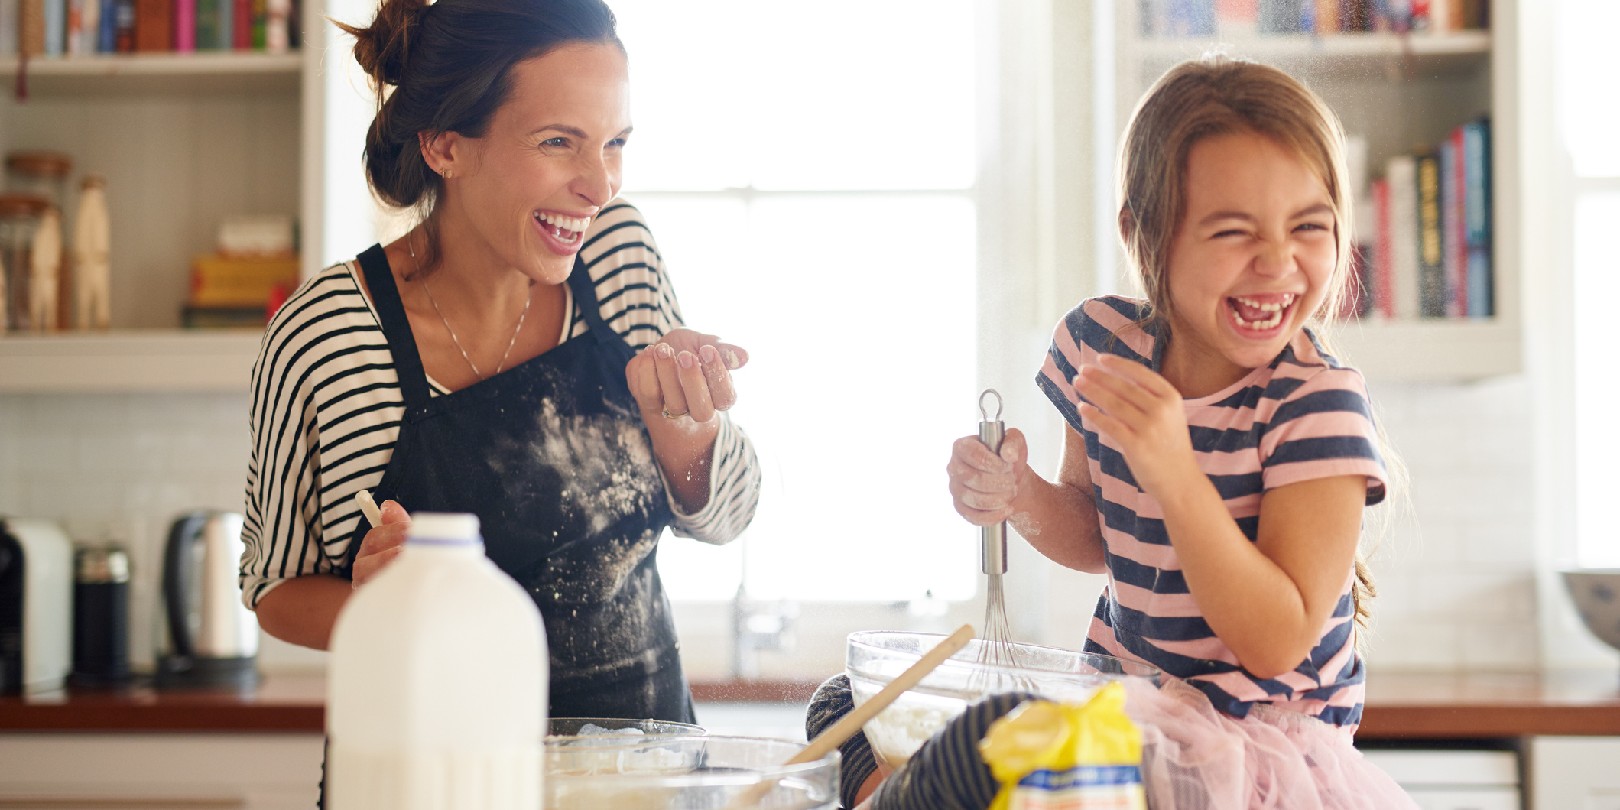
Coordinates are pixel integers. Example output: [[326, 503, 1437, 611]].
[[409, 233, 533, 381]]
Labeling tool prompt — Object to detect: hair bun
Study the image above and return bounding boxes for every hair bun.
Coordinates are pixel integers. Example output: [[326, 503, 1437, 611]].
[[348, 0, 430, 87]]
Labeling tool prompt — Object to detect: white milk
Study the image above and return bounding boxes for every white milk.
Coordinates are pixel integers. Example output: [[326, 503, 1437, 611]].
[[327, 513, 546, 809]]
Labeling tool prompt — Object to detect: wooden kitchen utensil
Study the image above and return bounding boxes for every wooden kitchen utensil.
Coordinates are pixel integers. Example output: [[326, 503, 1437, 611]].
[[723, 623, 975, 809], [354, 490, 381, 527]]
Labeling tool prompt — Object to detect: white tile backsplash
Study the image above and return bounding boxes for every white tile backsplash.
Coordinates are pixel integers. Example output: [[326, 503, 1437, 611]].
[[0, 372, 1554, 675]]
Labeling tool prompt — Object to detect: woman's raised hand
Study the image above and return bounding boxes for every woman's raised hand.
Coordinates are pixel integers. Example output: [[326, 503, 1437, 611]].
[[352, 499, 410, 589], [626, 327, 748, 425], [946, 427, 1030, 527]]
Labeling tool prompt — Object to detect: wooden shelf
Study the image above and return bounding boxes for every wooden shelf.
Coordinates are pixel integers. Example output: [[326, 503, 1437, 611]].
[[0, 52, 302, 95], [0, 331, 262, 393], [1330, 319, 1521, 382], [1129, 31, 1491, 75]]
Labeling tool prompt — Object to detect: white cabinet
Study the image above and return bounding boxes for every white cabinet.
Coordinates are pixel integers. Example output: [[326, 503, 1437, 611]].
[[1363, 748, 1522, 810], [0, 0, 376, 394], [0, 732, 325, 809], [1101, 1, 1520, 382], [1529, 737, 1620, 810]]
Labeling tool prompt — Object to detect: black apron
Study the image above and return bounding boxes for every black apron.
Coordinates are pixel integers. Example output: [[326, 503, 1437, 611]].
[[347, 243, 694, 723]]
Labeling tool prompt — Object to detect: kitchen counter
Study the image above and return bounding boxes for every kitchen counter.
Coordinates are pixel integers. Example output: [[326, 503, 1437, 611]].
[[3, 670, 1618, 740]]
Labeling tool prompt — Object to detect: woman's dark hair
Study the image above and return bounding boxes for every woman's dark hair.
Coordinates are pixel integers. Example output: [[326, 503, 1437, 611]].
[[337, 0, 621, 230]]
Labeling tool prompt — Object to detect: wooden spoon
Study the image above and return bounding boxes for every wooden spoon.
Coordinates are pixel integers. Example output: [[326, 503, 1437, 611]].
[[724, 623, 975, 808]]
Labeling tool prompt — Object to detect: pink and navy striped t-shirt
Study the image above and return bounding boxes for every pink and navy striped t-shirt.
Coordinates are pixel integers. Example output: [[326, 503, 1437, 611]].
[[1037, 296, 1387, 729]]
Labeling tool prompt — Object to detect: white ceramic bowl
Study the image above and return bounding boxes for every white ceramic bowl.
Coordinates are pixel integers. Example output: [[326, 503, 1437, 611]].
[[845, 630, 1160, 769], [542, 734, 836, 810], [1561, 569, 1620, 654]]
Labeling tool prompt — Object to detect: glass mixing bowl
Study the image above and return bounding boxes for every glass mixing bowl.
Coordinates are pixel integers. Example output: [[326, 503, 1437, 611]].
[[543, 734, 837, 809], [547, 717, 705, 737], [846, 630, 1161, 769]]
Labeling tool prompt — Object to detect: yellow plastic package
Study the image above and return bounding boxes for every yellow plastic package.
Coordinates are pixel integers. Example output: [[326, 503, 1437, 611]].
[[978, 681, 1146, 810]]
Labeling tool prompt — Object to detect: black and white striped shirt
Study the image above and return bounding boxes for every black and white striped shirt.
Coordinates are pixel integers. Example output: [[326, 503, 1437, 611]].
[[240, 199, 760, 609]]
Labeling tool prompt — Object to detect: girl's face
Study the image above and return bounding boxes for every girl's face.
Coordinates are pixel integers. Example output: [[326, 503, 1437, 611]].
[[438, 41, 632, 285], [1159, 130, 1338, 397]]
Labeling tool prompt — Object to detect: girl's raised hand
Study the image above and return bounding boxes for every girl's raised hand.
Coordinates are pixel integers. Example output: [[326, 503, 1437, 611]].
[[352, 499, 410, 589], [946, 427, 1030, 527], [626, 328, 748, 425], [1072, 355, 1199, 497]]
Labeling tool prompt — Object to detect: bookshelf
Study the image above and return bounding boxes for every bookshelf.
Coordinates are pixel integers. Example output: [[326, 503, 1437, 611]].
[[1105, 1, 1520, 383], [0, 0, 377, 392]]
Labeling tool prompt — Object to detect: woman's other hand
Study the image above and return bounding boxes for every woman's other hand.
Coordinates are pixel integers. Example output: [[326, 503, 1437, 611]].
[[946, 427, 1030, 527], [626, 327, 748, 425], [352, 499, 411, 589]]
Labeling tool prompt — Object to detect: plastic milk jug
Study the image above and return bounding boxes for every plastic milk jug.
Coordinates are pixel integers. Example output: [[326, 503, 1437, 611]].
[[326, 513, 547, 809]]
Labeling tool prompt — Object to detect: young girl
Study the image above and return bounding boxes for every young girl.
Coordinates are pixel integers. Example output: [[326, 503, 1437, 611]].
[[801, 55, 1414, 809], [938, 55, 1415, 808]]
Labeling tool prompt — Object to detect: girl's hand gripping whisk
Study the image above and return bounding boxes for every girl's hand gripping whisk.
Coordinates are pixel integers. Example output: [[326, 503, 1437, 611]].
[[973, 389, 1024, 677]]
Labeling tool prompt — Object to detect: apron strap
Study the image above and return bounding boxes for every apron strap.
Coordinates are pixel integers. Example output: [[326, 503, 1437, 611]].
[[357, 244, 433, 410], [566, 253, 637, 365]]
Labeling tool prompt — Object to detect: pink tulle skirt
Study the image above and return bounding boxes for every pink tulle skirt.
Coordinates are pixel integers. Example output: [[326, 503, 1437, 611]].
[[1122, 678, 1420, 810]]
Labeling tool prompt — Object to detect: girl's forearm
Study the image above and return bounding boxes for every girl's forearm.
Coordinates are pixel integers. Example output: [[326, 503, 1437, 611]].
[[1006, 473, 1108, 574]]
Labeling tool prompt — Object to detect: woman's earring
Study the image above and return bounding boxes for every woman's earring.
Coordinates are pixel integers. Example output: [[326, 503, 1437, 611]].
[[441, 169, 452, 180]]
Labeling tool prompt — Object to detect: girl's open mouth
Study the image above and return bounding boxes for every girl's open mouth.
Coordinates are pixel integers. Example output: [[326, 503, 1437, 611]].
[[1226, 293, 1297, 332]]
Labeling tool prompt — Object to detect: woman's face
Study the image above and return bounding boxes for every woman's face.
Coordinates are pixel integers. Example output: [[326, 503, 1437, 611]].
[[1160, 130, 1338, 397], [439, 41, 632, 285]]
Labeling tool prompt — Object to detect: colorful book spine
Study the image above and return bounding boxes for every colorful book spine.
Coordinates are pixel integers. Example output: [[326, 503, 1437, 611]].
[[249, 0, 264, 48], [1, 0, 22, 55], [19, 0, 45, 56], [194, 0, 215, 48], [95, 0, 115, 50], [230, 0, 248, 49], [132, 0, 169, 50], [1462, 116, 1493, 317], [1438, 132, 1465, 317], [215, 0, 230, 49], [70, 0, 95, 53], [114, 0, 135, 51], [1385, 153, 1420, 320], [1371, 177, 1393, 319], [173, 0, 194, 50], [43, 0, 64, 54], [1414, 148, 1446, 318]]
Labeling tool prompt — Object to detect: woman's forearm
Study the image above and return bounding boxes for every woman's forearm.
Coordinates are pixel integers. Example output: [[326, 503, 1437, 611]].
[[253, 575, 353, 651]]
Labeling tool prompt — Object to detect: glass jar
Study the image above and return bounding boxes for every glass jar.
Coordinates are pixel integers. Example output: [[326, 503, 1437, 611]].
[[0, 193, 49, 333], [5, 153, 74, 332], [4, 151, 73, 209]]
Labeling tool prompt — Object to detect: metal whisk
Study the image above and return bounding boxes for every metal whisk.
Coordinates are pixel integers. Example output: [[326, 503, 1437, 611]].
[[972, 390, 1028, 687]]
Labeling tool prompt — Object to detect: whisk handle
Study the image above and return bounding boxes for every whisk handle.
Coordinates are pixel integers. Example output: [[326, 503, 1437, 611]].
[[979, 415, 1008, 575]]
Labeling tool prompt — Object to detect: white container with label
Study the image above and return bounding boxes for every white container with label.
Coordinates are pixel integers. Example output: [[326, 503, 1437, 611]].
[[326, 513, 546, 810]]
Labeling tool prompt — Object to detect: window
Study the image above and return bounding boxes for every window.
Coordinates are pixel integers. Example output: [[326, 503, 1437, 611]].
[[1562, 0, 1620, 568], [612, 1, 985, 602]]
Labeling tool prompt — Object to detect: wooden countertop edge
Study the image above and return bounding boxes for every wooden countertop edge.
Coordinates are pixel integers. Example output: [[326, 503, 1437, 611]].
[[6, 672, 1620, 738]]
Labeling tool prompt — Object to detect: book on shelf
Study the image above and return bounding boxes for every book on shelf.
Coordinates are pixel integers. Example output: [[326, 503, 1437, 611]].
[[1438, 131, 1465, 317], [1461, 115, 1492, 317], [3, 0, 293, 55], [188, 251, 299, 307], [181, 303, 269, 329], [1385, 153, 1421, 320], [1414, 146, 1447, 318], [132, 0, 169, 51], [1137, 0, 1486, 37], [172, 0, 192, 51]]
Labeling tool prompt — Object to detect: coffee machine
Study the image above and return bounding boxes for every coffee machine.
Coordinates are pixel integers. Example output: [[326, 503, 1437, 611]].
[[155, 510, 260, 690], [0, 517, 73, 694]]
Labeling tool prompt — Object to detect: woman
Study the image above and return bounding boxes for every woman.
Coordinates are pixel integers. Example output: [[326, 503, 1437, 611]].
[[240, 0, 759, 724]]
